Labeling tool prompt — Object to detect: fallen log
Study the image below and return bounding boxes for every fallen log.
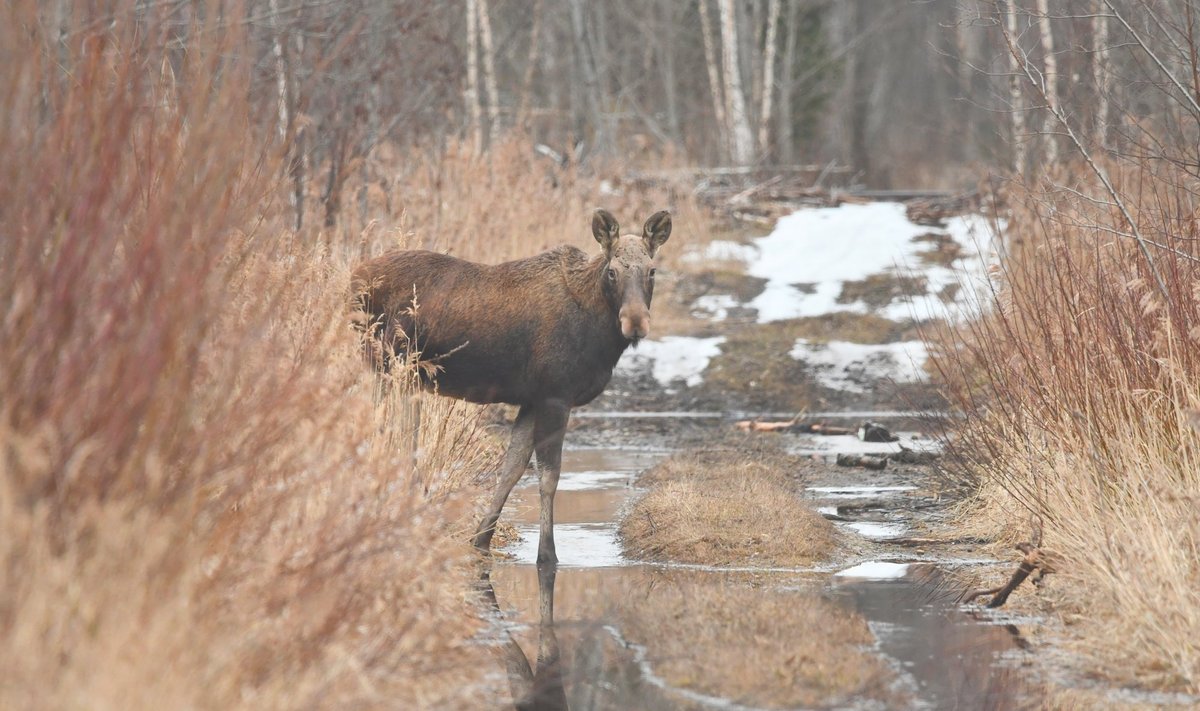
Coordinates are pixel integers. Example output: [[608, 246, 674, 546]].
[[888, 447, 940, 465], [835, 453, 888, 470]]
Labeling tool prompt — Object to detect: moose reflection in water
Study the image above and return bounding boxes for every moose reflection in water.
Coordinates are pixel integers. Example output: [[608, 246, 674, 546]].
[[480, 563, 567, 711]]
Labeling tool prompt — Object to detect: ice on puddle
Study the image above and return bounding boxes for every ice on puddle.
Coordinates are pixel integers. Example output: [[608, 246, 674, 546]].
[[843, 521, 907, 539], [835, 561, 911, 579]]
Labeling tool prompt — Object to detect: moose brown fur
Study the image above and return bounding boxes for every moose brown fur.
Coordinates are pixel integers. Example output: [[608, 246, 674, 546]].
[[352, 209, 672, 565]]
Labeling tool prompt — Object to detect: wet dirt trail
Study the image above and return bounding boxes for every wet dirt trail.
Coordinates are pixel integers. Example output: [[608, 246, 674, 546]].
[[483, 202, 1038, 710]]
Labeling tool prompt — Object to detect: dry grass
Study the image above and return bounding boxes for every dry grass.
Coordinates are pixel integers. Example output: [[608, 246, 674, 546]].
[[0, 5, 727, 707], [620, 449, 840, 566], [0, 6, 510, 707], [929, 164, 1200, 692], [619, 581, 898, 709]]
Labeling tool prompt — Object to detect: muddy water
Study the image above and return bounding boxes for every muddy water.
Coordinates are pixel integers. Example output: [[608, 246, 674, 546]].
[[486, 442, 1033, 710]]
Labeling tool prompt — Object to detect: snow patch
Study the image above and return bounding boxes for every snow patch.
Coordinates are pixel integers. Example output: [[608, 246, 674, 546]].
[[681, 240, 760, 265], [743, 202, 1000, 323], [790, 339, 928, 393], [691, 294, 739, 321], [615, 336, 725, 388]]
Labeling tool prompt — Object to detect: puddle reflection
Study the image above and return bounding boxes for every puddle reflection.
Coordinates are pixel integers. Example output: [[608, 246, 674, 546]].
[[481, 565, 567, 711], [832, 563, 1036, 710]]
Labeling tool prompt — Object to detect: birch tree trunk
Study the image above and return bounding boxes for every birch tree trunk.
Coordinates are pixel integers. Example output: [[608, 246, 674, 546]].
[[465, 0, 484, 154], [1035, 0, 1059, 163], [516, 0, 543, 126], [477, 0, 501, 144], [698, 0, 729, 160], [1007, 1, 1028, 175], [757, 0, 781, 155], [718, 0, 755, 165], [775, 0, 798, 163], [1092, 0, 1110, 148]]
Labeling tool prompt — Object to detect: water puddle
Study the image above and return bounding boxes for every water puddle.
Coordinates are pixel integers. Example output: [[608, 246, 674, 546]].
[[508, 524, 624, 568], [832, 564, 1034, 709], [488, 445, 1031, 709]]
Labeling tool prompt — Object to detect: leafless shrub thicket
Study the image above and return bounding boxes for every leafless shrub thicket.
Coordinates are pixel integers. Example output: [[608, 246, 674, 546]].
[[930, 0, 1200, 691]]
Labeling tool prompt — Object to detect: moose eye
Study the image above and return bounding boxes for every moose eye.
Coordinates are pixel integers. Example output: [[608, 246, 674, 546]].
[[607, 268, 617, 281], [649, 268, 656, 279]]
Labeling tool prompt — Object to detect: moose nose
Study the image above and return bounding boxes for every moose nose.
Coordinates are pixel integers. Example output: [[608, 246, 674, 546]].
[[619, 308, 650, 340]]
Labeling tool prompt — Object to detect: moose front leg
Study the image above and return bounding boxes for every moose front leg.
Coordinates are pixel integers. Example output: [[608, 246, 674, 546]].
[[473, 405, 536, 553], [532, 401, 570, 567]]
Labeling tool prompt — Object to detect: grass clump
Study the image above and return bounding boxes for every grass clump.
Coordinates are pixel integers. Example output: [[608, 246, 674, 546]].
[[620, 581, 897, 709], [619, 449, 839, 566]]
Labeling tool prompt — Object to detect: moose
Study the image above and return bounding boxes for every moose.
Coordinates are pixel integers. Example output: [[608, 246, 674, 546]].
[[352, 209, 672, 565]]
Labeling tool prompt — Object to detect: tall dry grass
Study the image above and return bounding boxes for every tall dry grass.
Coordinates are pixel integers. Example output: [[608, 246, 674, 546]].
[[0, 4, 716, 707], [929, 162, 1200, 691], [0, 4, 500, 708]]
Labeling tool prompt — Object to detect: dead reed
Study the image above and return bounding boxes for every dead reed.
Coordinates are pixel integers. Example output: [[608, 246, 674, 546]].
[[929, 162, 1200, 691], [0, 4, 491, 708]]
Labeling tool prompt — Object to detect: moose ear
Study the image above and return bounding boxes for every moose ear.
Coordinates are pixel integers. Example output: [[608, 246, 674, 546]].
[[642, 210, 672, 256], [592, 208, 620, 256]]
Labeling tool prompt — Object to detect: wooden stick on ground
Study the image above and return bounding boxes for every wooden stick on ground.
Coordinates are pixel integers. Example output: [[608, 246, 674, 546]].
[[963, 542, 1055, 608]]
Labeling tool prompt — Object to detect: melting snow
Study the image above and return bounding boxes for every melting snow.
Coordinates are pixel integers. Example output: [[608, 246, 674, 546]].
[[691, 294, 740, 321], [790, 339, 929, 393], [616, 335, 725, 388], [681, 239, 760, 265], [744, 202, 999, 323]]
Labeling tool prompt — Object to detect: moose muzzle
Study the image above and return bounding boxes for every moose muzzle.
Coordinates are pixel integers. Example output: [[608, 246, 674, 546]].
[[619, 306, 650, 341]]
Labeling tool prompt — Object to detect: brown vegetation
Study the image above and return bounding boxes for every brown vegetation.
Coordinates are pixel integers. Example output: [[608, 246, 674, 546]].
[[620, 449, 840, 566], [0, 4, 714, 707], [930, 163, 1200, 692], [619, 581, 898, 709]]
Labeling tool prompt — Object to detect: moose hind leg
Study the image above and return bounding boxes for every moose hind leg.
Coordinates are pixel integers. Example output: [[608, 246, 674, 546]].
[[533, 401, 570, 567], [473, 405, 536, 553]]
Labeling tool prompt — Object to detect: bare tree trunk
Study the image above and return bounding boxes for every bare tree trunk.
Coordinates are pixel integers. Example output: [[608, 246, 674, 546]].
[[1035, 0, 1059, 163], [698, 0, 729, 161], [268, 0, 303, 231], [1092, 0, 1110, 148], [660, 1, 681, 142], [776, 0, 798, 162], [1006, 0, 1028, 175], [465, 0, 484, 154], [477, 0, 501, 144], [568, 0, 605, 155], [516, 0, 543, 127], [719, 0, 755, 164], [757, 0, 781, 155]]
